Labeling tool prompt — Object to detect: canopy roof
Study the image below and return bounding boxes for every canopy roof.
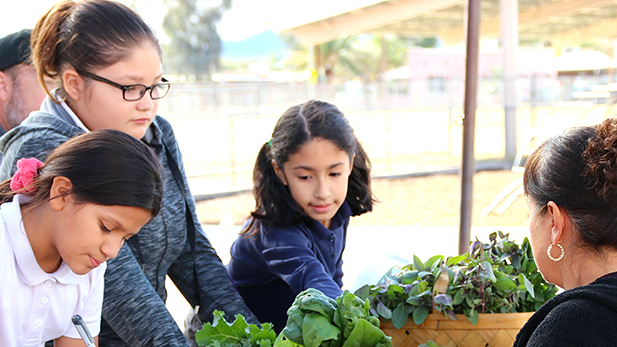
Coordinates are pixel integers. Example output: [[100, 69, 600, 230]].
[[281, 0, 617, 46]]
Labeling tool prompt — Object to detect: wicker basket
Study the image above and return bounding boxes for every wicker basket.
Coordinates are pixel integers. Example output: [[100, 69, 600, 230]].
[[380, 312, 533, 347]]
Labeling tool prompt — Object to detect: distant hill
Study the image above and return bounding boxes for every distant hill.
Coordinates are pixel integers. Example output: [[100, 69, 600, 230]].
[[222, 30, 289, 60]]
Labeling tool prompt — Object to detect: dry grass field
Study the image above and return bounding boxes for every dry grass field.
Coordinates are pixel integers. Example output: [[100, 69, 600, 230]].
[[194, 169, 529, 228]]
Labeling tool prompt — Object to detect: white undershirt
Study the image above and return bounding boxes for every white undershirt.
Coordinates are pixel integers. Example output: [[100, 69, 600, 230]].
[[53, 90, 90, 133], [60, 100, 90, 133]]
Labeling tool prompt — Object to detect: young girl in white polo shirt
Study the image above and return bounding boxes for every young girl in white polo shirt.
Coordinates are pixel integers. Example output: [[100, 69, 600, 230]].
[[0, 129, 163, 347]]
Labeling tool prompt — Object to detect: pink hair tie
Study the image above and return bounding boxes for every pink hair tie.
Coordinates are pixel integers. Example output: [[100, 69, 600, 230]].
[[10, 158, 44, 194]]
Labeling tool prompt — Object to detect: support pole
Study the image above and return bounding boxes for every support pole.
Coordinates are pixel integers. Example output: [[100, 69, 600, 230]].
[[459, 0, 481, 255], [380, 36, 387, 105], [501, 0, 519, 161], [314, 45, 322, 80]]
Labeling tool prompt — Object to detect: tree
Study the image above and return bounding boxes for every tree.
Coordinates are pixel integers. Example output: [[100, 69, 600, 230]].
[[316, 34, 408, 83], [319, 36, 370, 83], [374, 35, 409, 71], [162, 0, 232, 80]]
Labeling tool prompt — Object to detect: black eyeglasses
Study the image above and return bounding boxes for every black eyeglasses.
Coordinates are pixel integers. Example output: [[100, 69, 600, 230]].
[[76, 69, 171, 101]]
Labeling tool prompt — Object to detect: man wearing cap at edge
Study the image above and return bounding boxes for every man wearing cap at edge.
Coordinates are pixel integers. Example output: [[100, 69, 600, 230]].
[[0, 29, 46, 149]]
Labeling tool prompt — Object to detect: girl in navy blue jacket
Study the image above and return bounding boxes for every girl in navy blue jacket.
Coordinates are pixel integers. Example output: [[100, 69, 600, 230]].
[[227, 100, 375, 332]]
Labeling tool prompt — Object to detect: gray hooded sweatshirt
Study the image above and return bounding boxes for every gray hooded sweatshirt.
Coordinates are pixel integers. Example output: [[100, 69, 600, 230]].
[[0, 96, 257, 346]]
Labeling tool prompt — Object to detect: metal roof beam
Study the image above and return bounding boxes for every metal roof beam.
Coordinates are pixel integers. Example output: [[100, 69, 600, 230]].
[[550, 16, 617, 44], [282, 0, 465, 46], [439, 0, 617, 44]]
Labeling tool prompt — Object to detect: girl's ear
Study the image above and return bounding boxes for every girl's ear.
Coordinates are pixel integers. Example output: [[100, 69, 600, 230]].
[[49, 176, 73, 211], [271, 159, 288, 186], [546, 201, 567, 244], [62, 68, 85, 101]]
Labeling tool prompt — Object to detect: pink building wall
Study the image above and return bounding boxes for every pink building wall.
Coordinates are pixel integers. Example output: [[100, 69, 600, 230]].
[[406, 47, 557, 79], [392, 46, 558, 105]]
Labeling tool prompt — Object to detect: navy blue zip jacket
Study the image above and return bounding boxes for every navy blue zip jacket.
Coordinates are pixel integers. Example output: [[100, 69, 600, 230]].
[[227, 202, 351, 330]]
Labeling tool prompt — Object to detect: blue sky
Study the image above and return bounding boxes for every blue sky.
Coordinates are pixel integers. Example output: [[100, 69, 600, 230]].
[[1, 0, 384, 42]]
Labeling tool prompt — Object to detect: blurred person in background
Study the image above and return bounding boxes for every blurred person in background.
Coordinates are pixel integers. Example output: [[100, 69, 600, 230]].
[[0, 29, 46, 142]]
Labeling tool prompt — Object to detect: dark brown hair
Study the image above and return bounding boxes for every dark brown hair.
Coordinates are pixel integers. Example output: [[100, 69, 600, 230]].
[[30, 0, 161, 100], [524, 117, 617, 250], [242, 100, 374, 236], [0, 129, 164, 216]]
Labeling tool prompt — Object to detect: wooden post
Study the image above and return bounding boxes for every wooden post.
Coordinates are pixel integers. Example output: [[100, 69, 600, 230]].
[[501, 0, 519, 161], [459, 0, 481, 255]]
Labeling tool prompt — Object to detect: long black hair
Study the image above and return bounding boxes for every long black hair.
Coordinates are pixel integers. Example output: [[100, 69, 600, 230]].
[[242, 99, 374, 236], [524, 117, 617, 251], [0, 129, 164, 216]]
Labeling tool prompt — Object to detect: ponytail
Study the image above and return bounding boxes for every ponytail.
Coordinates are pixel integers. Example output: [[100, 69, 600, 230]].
[[241, 143, 305, 237], [0, 180, 17, 205], [31, 0, 74, 99], [0, 158, 44, 204], [347, 140, 374, 216]]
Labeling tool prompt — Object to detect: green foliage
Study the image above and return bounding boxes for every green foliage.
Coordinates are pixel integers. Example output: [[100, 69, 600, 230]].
[[355, 232, 558, 328], [196, 290, 392, 347], [162, 0, 232, 79], [317, 34, 408, 83], [400, 37, 441, 48], [195, 310, 277, 347], [280, 288, 392, 347]]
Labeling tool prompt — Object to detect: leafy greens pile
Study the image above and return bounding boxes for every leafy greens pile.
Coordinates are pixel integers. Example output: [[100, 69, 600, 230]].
[[356, 232, 558, 328], [280, 288, 391, 347], [195, 289, 392, 347], [195, 310, 277, 347]]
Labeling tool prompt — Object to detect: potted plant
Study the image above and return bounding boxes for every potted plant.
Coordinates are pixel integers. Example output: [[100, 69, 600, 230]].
[[354, 231, 558, 347]]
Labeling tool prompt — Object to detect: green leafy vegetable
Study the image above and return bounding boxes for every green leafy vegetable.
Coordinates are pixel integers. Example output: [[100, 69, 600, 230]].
[[282, 288, 341, 347], [334, 291, 374, 339], [301, 313, 340, 347], [195, 310, 277, 347], [196, 289, 392, 347], [356, 232, 558, 327], [340, 319, 389, 347], [278, 288, 392, 347]]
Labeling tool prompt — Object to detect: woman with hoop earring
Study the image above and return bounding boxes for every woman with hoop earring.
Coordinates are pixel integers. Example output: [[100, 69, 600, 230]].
[[514, 117, 617, 346]]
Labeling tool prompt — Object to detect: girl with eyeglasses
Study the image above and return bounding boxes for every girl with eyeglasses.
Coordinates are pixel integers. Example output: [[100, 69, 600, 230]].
[[0, 0, 258, 346]]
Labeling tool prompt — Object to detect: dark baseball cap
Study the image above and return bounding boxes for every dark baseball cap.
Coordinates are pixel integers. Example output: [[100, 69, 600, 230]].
[[0, 29, 32, 71]]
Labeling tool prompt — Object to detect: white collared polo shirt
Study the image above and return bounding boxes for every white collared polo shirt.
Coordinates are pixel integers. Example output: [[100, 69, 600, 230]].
[[0, 195, 106, 346]]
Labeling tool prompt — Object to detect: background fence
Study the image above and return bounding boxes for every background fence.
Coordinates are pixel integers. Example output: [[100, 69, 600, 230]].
[[158, 75, 617, 197]]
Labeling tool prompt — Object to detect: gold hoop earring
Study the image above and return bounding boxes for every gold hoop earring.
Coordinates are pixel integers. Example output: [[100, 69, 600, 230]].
[[547, 243, 565, 262]]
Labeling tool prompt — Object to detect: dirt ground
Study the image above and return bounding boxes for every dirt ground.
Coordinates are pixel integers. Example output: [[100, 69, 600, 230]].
[[194, 169, 529, 228]]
